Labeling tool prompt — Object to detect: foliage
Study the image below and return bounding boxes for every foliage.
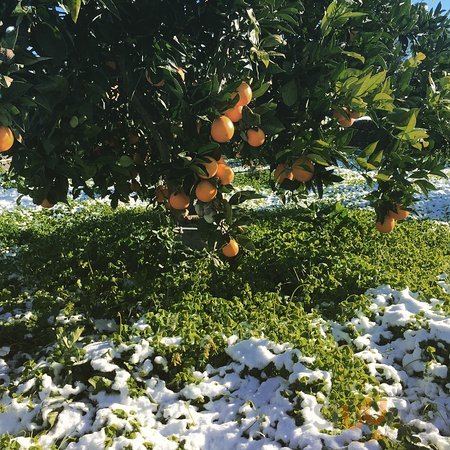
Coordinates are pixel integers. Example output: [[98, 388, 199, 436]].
[[0, 0, 449, 244], [0, 203, 448, 446], [0, 203, 448, 336]]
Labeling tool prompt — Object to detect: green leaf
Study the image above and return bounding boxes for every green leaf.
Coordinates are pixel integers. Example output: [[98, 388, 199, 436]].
[[229, 190, 266, 205], [118, 156, 134, 168], [235, 235, 256, 252], [373, 93, 393, 102], [99, 0, 121, 18], [242, 107, 261, 128], [368, 150, 383, 167], [375, 172, 391, 182], [398, 129, 428, 141], [342, 51, 365, 64], [356, 158, 376, 171], [196, 143, 220, 155], [252, 82, 271, 99], [281, 79, 297, 107], [306, 153, 329, 166], [47, 410, 59, 428], [359, 141, 379, 159], [64, 0, 82, 22]]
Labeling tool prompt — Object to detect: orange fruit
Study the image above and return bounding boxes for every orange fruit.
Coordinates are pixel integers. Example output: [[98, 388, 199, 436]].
[[0, 126, 14, 152], [169, 191, 190, 210], [376, 216, 396, 233], [211, 116, 234, 143], [41, 198, 54, 209], [235, 82, 252, 106], [156, 185, 169, 203], [274, 164, 294, 184], [216, 164, 235, 185], [388, 204, 409, 220], [334, 108, 355, 128], [224, 105, 243, 123], [195, 180, 217, 202], [222, 239, 239, 257], [246, 128, 265, 147], [217, 155, 225, 165], [198, 156, 218, 179], [292, 158, 314, 182]]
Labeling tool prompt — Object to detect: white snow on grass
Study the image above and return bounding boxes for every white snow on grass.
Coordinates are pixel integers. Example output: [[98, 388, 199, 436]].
[[1, 168, 449, 221], [234, 167, 450, 221], [0, 286, 449, 449]]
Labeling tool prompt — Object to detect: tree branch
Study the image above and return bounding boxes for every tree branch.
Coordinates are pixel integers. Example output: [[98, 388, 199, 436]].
[[117, 61, 171, 164]]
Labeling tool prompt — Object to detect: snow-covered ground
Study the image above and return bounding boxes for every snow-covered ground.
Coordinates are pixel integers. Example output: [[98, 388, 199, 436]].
[[239, 168, 450, 222], [1, 168, 449, 221], [0, 171, 449, 449], [0, 285, 449, 449]]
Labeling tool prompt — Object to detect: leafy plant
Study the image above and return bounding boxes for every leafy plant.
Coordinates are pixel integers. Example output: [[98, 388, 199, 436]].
[[0, 0, 448, 247]]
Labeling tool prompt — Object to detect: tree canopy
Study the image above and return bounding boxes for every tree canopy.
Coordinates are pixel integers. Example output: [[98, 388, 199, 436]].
[[0, 0, 449, 250]]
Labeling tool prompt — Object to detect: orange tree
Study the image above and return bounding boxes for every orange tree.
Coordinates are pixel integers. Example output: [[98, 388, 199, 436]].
[[0, 0, 449, 254]]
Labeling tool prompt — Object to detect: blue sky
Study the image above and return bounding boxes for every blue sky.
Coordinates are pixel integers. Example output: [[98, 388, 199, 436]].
[[421, 0, 450, 9]]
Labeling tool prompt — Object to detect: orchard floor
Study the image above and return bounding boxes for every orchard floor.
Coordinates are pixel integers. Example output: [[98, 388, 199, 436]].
[[0, 170, 449, 449]]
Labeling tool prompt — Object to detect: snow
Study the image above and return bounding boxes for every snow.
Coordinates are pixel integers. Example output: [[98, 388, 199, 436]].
[[1, 284, 449, 449], [0, 168, 449, 221], [238, 167, 450, 221], [0, 170, 449, 449]]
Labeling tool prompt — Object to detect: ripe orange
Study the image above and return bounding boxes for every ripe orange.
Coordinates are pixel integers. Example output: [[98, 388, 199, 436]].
[[41, 198, 54, 209], [196, 180, 217, 202], [217, 155, 225, 165], [274, 164, 294, 184], [199, 156, 218, 179], [235, 82, 252, 106], [216, 164, 234, 185], [169, 191, 190, 210], [388, 204, 409, 220], [334, 108, 355, 128], [247, 128, 265, 147], [155, 185, 169, 203], [222, 239, 239, 257], [292, 158, 314, 182], [224, 105, 243, 123], [0, 126, 14, 152], [211, 116, 234, 143], [376, 216, 396, 233]]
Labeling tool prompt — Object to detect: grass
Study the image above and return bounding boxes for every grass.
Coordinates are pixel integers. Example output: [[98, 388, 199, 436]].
[[0, 202, 449, 447], [0, 203, 448, 326]]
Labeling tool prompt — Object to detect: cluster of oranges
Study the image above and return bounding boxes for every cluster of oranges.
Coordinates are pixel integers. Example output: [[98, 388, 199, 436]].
[[376, 204, 409, 233], [165, 155, 235, 211], [210, 82, 265, 148], [156, 154, 239, 257], [273, 157, 315, 184]]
